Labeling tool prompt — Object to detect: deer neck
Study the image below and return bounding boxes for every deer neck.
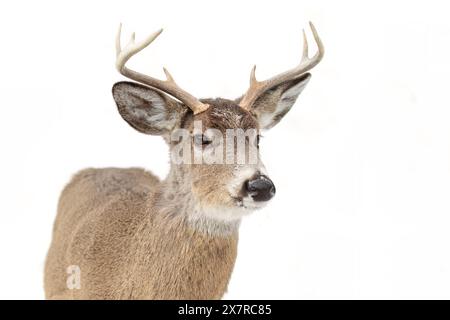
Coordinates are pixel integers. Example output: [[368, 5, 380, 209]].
[[129, 166, 240, 299], [157, 166, 241, 237]]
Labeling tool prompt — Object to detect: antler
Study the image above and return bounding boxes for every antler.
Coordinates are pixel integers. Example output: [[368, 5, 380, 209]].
[[239, 22, 324, 110], [116, 24, 209, 115]]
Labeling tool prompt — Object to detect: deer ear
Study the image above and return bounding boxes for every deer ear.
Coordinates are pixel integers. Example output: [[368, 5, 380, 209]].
[[246, 73, 311, 130], [112, 81, 186, 135]]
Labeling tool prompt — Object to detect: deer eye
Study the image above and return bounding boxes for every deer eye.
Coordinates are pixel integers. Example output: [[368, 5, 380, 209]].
[[194, 134, 212, 146]]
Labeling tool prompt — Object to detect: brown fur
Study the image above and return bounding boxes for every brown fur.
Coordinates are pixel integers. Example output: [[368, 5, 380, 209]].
[[44, 167, 238, 299]]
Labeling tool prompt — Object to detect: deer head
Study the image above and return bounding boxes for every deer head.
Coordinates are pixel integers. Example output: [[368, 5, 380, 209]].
[[112, 23, 324, 222]]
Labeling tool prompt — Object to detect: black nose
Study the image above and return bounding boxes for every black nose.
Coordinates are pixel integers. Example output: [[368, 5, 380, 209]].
[[245, 175, 276, 202]]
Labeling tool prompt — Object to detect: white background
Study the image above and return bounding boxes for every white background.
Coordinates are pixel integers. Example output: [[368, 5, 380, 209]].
[[0, 0, 450, 299]]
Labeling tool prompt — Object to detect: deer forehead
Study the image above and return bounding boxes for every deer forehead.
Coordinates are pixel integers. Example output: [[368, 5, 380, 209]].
[[183, 99, 259, 132]]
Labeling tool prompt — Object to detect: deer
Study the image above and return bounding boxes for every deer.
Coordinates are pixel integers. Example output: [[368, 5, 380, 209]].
[[44, 22, 324, 299]]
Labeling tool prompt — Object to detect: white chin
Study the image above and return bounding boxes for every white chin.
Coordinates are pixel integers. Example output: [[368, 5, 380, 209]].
[[239, 196, 270, 210]]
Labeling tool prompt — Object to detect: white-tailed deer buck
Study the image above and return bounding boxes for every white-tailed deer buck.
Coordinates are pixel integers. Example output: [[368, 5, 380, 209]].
[[44, 22, 324, 299]]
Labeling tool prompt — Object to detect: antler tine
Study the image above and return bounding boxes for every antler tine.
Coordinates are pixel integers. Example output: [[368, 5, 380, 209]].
[[239, 22, 324, 110], [302, 29, 309, 60], [115, 24, 209, 115], [309, 21, 325, 62]]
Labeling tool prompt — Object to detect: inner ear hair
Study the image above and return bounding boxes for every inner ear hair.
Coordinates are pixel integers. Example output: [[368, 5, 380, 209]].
[[245, 73, 312, 130], [112, 81, 186, 135]]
